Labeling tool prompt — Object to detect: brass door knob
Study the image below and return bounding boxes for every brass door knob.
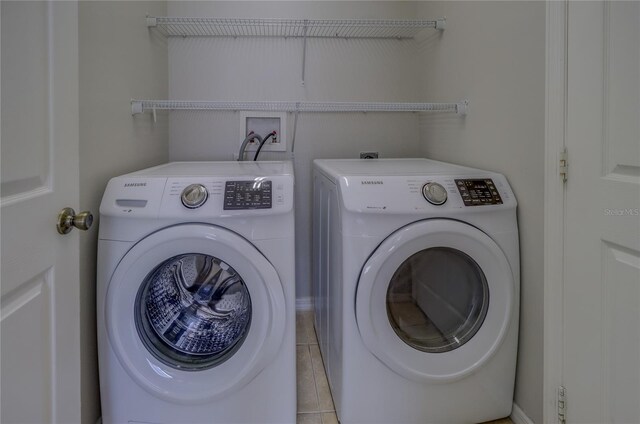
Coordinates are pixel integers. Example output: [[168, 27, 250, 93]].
[[57, 207, 93, 234]]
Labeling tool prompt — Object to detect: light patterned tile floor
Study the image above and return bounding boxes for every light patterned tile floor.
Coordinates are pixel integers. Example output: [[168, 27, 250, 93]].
[[296, 312, 338, 424], [296, 311, 513, 424]]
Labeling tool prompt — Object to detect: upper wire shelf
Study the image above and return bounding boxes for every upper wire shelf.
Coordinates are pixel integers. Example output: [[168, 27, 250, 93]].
[[146, 17, 446, 39]]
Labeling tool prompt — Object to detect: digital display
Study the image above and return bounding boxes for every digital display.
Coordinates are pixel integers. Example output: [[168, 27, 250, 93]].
[[455, 179, 503, 206], [224, 180, 272, 210]]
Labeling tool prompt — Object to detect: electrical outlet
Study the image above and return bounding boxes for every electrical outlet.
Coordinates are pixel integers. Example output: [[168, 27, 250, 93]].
[[360, 151, 379, 159], [239, 111, 287, 152]]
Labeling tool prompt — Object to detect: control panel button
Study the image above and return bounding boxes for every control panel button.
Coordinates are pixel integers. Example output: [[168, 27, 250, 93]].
[[181, 184, 209, 209], [422, 182, 448, 205]]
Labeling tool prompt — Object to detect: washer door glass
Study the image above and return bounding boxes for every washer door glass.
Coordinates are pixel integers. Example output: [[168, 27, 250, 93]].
[[386, 247, 489, 354], [135, 253, 252, 371], [106, 224, 287, 403]]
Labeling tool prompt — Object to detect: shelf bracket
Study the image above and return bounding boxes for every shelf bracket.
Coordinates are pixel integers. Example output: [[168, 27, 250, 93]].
[[131, 100, 144, 115], [291, 102, 301, 153], [435, 18, 446, 30], [456, 100, 469, 116], [301, 19, 309, 86], [145, 15, 157, 28]]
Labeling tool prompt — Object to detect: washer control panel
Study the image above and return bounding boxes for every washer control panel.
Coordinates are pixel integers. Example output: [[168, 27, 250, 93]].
[[224, 180, 272, 210], [158, 176, 290, 217], [455, 179, 503, 206], [100, 161, 294, 220]]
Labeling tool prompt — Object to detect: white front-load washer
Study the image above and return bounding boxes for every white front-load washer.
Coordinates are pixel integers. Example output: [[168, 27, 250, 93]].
[[312, 158, 520, 424], [97, 161, 295, 424]]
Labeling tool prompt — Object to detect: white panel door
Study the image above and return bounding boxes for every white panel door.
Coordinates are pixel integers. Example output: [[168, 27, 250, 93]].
[[564, 2, 640, 423], [1, 1, 81, 423]]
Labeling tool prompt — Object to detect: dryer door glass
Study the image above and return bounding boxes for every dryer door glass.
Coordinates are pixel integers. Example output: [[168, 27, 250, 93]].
[[135, 253, 252, 371], [386, 247, 489, 353]]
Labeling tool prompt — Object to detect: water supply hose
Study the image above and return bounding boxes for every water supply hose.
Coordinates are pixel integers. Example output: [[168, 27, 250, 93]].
[[237, 132, 263, 161]]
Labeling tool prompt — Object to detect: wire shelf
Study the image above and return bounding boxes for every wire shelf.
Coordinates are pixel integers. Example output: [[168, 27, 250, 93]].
[[131, 100, 468, 116], [146, 17, 445, 39]]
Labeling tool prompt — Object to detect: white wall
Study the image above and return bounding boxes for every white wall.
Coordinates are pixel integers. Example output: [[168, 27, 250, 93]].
[[167, 1, 426, 299], [415, 2, 545, 423], [79, 2, 168, 422]]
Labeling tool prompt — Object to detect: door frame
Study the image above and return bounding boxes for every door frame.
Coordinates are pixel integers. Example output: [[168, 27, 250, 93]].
[[543, 1, 568, 423]]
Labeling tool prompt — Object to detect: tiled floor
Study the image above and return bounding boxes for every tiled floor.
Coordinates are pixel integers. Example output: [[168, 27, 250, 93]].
[[296, 311, 338, 424], [295, 311, 513, 424]]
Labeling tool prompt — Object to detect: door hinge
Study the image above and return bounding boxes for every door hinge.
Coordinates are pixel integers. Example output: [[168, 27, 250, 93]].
[[559, 148, 568, 182], [558, 385, 567, 424]]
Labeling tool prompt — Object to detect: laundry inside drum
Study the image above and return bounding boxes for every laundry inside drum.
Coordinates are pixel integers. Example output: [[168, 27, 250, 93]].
[[135, 253, 252, 370]]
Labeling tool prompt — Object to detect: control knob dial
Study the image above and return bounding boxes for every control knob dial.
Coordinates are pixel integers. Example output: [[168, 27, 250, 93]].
[[181, 184, 208, 209], [422, 182, 448, 205]]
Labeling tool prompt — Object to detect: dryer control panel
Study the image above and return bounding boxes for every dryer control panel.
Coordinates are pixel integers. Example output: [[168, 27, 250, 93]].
[[336, 174, 515, 214], [455, 179, 503, 206]]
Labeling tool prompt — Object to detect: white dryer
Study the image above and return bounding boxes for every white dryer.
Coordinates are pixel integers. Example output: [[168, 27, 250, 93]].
[[312, 159, 519, 424], [97, 161, 295, 424]]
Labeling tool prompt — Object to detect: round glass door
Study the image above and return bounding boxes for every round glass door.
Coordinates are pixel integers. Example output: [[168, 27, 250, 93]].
[[105, 224, 286, 403], [386, 247, 489, 354], [135, 253, 252, 371], [355, 219, 515, 383]]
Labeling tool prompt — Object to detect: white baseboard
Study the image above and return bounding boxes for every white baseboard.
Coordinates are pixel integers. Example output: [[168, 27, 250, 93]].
[[511, 403, 534, 424], [295, 297, 313, 311]]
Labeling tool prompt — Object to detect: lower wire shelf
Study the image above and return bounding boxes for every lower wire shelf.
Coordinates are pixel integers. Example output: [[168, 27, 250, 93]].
[[131, 99, 468, 116]]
